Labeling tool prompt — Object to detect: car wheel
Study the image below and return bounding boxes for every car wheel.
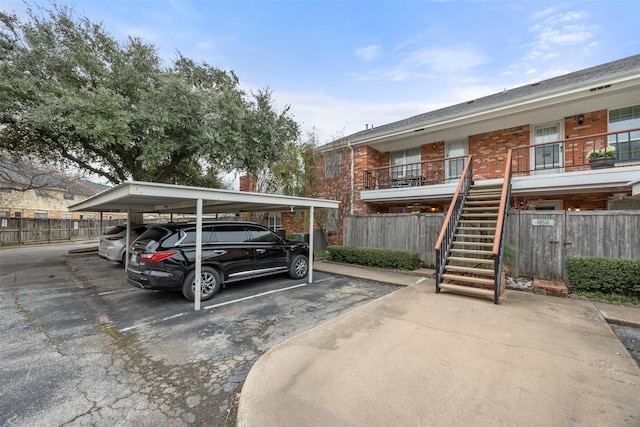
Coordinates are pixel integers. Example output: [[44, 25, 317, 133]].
[[288, 254, 308, 279], [182, 267, 221, 302]]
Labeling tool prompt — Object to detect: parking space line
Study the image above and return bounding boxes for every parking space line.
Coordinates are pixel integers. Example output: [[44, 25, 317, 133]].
[[119, 279, 329, 332], [204, 282, 311, 310], [98, 288, 138, 296]]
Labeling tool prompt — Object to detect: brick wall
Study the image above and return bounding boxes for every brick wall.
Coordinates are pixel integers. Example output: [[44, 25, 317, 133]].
[[470, 126, 530, 180], [239, 175, 256, 192]]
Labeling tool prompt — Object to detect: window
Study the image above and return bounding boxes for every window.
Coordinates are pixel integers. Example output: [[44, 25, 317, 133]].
[[325, 152, 342, 179], [268, 213, 281, 231], [34, 212, 48, 219], [214, 225, 249, 242], [609, 105, 640, 161], [179, 227, 215, 245], [61, 214, 72, 219], [246, 226, 279, 243], [531, 122, 562, 174], [445, 140, 468, 181], [390, 148, 420, 181], [0, 211, 9, 217]]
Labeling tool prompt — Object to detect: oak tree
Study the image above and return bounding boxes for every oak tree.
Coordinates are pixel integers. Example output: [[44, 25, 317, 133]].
[[0, 4, 299, 186]]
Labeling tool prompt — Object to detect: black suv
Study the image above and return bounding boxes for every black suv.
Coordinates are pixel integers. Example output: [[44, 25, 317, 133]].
[[126, 221, 309, 301]]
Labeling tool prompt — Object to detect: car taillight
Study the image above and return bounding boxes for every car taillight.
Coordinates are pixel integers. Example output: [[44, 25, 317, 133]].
[[140, 251, 177, 262], [106, 237, 123, 241]]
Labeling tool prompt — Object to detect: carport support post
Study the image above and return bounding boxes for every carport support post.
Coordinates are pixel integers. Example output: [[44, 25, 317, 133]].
[[308, 206, 314, 284], [194, 198, 203, 311], [125, 210, 131, 270]]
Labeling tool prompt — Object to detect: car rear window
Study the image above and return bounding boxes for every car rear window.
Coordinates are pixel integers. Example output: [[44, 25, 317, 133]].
[[104, 225, 126, 235], [136, 228, 169, 245]]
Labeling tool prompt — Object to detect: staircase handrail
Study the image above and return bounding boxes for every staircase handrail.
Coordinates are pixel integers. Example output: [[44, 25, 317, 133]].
[[434, 155, 473, 289], [492, 150, 512, 255], [491, 150, 513, 304]]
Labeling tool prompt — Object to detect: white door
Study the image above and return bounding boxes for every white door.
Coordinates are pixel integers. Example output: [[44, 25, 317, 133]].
[[531, 122, 563, 174], [445, 139, 467, 182]]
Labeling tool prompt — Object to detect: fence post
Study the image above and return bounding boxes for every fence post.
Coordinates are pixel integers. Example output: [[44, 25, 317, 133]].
[[18, 216, 23, 245], [69, 219, 72, 241], [48, 218, 52, 243]]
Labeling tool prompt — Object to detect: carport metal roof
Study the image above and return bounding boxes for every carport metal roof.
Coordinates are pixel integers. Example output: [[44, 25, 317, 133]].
[[70, 181, 339, 311], [69, 180, 339, 214]]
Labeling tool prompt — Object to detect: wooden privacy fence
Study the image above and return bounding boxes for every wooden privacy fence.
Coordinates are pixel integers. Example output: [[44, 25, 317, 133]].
[[344, 210, 640, 280], [0, 218, 126, 246]]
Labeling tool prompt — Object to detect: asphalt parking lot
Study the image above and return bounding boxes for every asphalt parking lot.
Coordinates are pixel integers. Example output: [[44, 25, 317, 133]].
[[0, 243, 400, 426]]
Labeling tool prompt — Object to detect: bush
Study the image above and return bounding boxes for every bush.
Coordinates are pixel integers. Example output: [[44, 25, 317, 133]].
[[565, 256, 640, 298], [327, 245, 420, 271]]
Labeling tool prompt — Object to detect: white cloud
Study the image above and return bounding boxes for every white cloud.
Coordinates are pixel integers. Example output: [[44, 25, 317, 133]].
[[355, 45, 382, 61], [529, 9, 597, 50], [352, 46, 487, 83], [271, 89, 441, 145]]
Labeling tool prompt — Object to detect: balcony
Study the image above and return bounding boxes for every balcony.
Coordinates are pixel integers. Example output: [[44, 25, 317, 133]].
[[511, 127, 640, 175], [363, 156, 468, 190], [363, 128, 639, 190], [361, 128, 640, 203]]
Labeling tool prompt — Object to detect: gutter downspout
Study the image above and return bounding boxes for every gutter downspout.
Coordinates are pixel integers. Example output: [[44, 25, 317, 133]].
[[348, 143, 354, 215]]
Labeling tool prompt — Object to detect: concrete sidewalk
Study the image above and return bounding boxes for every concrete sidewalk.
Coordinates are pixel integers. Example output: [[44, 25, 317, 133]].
[[237, 261, 640, 426]]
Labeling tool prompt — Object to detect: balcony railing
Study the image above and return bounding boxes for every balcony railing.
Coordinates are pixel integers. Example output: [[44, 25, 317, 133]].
[[362, 128, 639, 191], [511, 127, 640, 176], [363, 156, 469, 190]]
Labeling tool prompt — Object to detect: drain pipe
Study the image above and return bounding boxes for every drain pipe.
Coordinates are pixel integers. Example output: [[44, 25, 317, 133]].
[[347, 142, 354, 215]]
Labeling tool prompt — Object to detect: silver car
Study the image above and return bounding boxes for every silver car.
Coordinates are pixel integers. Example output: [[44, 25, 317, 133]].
[[98, 223, 148, 264]]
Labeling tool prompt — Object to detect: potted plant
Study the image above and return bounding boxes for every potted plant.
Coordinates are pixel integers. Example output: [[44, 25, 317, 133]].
[[586, 146, 616, 169]]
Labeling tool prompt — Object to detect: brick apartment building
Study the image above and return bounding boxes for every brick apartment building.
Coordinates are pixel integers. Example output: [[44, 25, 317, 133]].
[[298, 54, 639, 243]]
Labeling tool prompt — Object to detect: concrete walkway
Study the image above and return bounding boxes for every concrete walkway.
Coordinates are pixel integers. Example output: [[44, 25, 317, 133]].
[[237, 261, 640, 426]]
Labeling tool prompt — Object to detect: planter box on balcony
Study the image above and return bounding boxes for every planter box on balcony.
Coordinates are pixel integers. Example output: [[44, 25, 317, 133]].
[[588, 157, 616, 169]]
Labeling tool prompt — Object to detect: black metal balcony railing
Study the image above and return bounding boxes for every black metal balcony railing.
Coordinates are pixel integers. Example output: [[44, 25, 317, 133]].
[[511, 128, 640, 176], [363, 156, 468, 190], [362, 128, 640, 190]]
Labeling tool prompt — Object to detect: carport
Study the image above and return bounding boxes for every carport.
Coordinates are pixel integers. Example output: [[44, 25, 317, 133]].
[[70, 181, 339, 310]]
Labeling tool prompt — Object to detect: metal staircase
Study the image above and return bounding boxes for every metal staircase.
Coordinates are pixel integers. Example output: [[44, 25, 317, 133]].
[[435, 153, 513, 304]]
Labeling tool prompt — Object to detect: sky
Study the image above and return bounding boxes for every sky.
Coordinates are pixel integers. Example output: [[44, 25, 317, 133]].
[[3, 0, 640, 146]]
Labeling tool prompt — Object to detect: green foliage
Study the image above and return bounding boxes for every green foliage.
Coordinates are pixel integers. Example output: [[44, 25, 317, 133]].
[[327, 245, 420, 271], [565, 256, 640, 298], [313, 250, 329, 260], [586, 146, 616, 159], [0, 4, 299, 185], [267, 131, 318, 196], [571, 290, 640, 306]]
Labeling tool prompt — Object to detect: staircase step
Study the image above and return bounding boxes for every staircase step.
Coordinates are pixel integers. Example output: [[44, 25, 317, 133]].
[[453, 241, 494, 247], [445, 265, 494, 276], [439, 283, 496, 299], [465, 200, 501, 206], [464, 206, 499, 211], [448, 256, 494, 265], [461, 213, 499, 218], [457, 226, 496, 232], [454, 233, 495, 240], [451, 248, 492, 255], [442, 274, 495, 286], [459, 219, 497, 224], [469, 193, 501, 198]]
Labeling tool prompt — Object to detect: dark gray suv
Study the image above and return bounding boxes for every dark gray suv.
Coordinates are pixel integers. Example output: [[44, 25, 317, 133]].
[[126, 221, 309, 301]]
